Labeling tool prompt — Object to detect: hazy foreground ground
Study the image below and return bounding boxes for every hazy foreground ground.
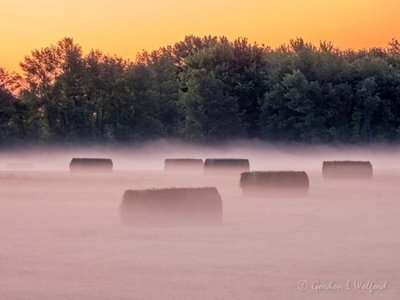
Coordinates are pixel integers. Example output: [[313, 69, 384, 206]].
[[0, 141, 399, 300]]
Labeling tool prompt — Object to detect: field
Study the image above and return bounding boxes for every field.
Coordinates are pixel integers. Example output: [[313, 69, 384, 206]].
[[0, 142, 399, 299]]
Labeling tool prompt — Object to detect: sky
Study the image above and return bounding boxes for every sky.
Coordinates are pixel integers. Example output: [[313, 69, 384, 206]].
[[1, 0, 399, 72]]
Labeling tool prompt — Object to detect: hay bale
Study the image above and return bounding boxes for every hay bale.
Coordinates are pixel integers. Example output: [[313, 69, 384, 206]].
[[240, 171, 309, 196], [204, 158, 250, 175], [322, 161, 373, 179], [69, 158, 113, 173], [164, 159, 203, 172], [120, 187, 222, 226]]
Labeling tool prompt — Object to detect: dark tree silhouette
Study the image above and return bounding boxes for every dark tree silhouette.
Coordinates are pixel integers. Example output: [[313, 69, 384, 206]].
[[1, 36, 400, 145]]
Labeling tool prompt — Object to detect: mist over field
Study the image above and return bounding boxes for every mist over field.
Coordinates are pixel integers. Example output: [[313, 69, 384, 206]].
[[0, 140, 399, 299]]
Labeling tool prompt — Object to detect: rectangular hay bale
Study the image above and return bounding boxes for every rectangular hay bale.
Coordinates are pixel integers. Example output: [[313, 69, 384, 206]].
[[322, 161, 373, 179], [120, 187, 222, 226], [69, 158, 113, 173], [240, 171, 309, 196]]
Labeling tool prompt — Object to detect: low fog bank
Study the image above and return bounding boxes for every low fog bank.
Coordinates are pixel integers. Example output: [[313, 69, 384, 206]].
[[0, 140, 399, 299], [1, 139, 400, 172]]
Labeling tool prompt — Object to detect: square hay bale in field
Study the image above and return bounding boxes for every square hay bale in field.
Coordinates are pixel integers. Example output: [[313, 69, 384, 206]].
[[69, 158, 113, 173], [164, 159, 203, 172], [322, 161, 373, 180], [240, 171, 309, 197], [120, 187, 223, 226], [204, 158, 250, 175]]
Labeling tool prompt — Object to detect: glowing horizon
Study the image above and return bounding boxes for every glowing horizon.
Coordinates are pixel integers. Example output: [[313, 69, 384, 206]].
[[1, 0, 399, 72]]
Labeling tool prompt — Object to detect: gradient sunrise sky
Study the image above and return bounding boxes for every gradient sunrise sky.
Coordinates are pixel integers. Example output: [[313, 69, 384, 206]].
[[1, 0, 399, 72]]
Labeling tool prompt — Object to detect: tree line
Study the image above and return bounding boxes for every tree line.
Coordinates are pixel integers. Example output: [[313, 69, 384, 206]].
[[1, 36, 400, 145]]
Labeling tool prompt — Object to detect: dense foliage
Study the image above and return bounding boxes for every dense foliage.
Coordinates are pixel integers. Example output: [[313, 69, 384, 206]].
[[1, 36, 400, 145]]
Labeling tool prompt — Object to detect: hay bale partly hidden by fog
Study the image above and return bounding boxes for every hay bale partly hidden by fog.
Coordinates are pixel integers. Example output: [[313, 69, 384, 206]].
[[204, 159, 250, 175], [69, 158, 113, 173], [322, 161, 373, 179], [164, 159, 203, 172], [120, 187, 222, 226], [240, 171, 310, 196]]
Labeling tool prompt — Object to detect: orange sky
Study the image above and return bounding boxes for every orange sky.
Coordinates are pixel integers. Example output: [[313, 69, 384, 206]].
[[1, 0, 399, 72]]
